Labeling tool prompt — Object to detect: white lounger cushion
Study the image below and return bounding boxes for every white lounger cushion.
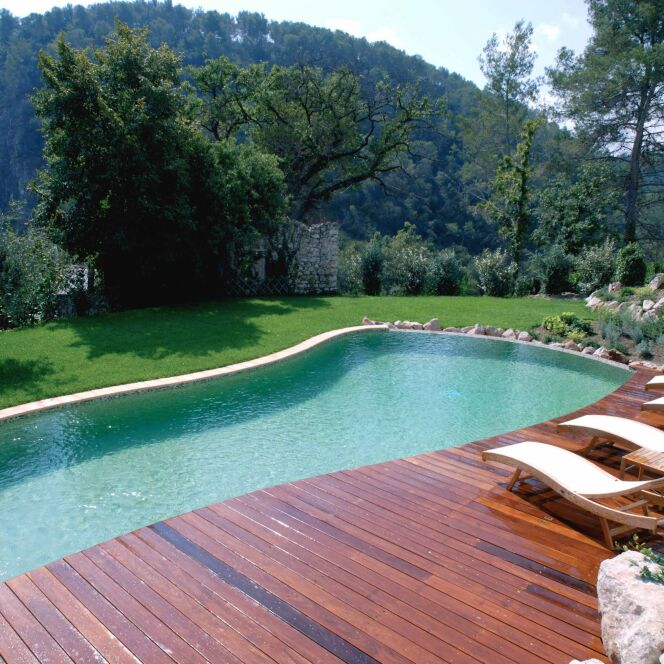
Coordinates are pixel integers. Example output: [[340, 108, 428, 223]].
[[646, 375, 664, 391], [485, 441, 664, 498], [643, 396, 664, 413], [559, 414, 664, 453]]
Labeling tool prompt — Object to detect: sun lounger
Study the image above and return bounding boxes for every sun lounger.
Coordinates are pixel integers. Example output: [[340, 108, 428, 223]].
[[646, 375, 664, 391], [557, 414, 664, 457], [643, 396, 664, 414], [482, 441, 664, 547]]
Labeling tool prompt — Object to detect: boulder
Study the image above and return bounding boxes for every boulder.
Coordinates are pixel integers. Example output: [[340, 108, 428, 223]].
[[654, 297, 664, 311], [594, 346, 629, 364], [502, 328, 517, 340], [597, 551, 664, 664], [648, 273, 664, 291], [569, 660, 605, 664], [585, 290, 600, 303], [443, 326, 462, 333], [628, 302, 644, 320], [548, 342, 564, 348], [395, 320, 423, 330], [586, 295, 604, 309], [517, 331, 532, 342], [423, 318, 441, 331], [466, 324, 486, 336], [484, 325, 498, 336], [608, 281, 622, 295], [582, 346, 596, 355], [563, 340, 580, 351], [461, 325, 474, 333], [643, 299, 655, 311], [604, 300, 620, 311], [361, 316, 375, 326]]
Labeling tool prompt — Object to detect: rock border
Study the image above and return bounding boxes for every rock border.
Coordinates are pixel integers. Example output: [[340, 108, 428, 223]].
[[0, 325, 388, 423], [361, 317, 636, 371]]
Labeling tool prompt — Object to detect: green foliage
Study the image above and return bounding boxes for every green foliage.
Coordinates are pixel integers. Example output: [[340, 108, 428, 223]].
[[427, 249, 463, 295], [192, 57, 438, 222], [360, 236, 384, 296], [32, 24, 285, 307], [382, 223, 432, 295], [337, 244, 363, 295], [575, 238, 617, 295], [533, 164, 618, 255], [636, 339, 654, 359], [0, 212, 69, 328], [483, 118, 542, 270], [474, 248, 516, 297], [542, 311, 592, 338], [624, 535, 664, 585], [548, 0, 664, 243], [615, 243, 647, 287], [529, 245, 574, 295]]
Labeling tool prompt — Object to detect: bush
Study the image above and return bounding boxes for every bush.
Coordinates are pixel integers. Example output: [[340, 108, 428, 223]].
[[542, 312, 593, 338], [426, 249, 462, 295], [575, 238, 616, 295], [474, 249, 516, 297], [360, 236, 384, 295], [0, 223, 69, 328], [615, 242, 647, 286], [337, 243, 363, 295], [381, 223, 432, 295], [636, 339, 654, 359], [530, 245, 574, 295], [514, 273, 538, 297], [597, 310, 622, 348]]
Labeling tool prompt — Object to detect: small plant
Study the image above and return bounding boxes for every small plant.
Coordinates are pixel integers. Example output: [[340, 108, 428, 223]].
[[615, 242, 647, 286], [567, 329, 587, 344], [542, 312, 592, 338], [623, 535, 664, 585], [636, 339, 654, 359]]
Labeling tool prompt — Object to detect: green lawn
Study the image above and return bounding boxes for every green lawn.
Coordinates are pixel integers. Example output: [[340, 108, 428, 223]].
[[0, 296, 591, 409]]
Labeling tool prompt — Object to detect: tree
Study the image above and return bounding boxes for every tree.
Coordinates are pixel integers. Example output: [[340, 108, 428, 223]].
[[548, 0, 664, 244], [483, 118, 542, 272], [32, 24, 285, 306], [533, 163, 619, 254], [478, 20, 539, 155], [191, 58, 438, 222]]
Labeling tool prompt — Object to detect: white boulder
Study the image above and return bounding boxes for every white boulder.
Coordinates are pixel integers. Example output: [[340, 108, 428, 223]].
[[443, 326, 462, 333], [517, 331, 532, 342], [597, 551, 664, 664], [423, 318, 441, 331], [643, 299, 655, 311], [466, 324, 486, 336], [582, 346, 596, 355], [649, 273, 664, 291], [608, 281, 622, 295], [586, 295, 604, 309], [502, 328, 517, 340]]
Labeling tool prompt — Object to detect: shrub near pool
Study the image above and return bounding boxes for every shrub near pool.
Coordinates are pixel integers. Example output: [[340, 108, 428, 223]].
[[0, 295, 592, 409]]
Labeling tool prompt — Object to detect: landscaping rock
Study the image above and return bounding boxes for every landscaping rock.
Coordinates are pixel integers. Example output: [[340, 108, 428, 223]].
[[466, 324, 485, 336], [582, 346, 596, 355], [517, 331, 532, 342], [597, 551, 664, 664], [608, 281, 622, 295], [604, 300, 620, 311], [654, 296, 664, 311], [548, 342, 564, 348], [643, 299, 655, 311], [362, 316, 374, 325], [563, 340, 580, 351], [502, 328, 517, 340], [443, 326, 462, 333], [484, 325, 498, 336], [569, 659, 604, 664], [629, 360, 659, 370], [586, 294, 604, 309], [628, 302, 644, 320], [423, 318, 441, 331], [461, 325, 474, 333], [648, 273, 664, 291], [594, 346, 629, 364]]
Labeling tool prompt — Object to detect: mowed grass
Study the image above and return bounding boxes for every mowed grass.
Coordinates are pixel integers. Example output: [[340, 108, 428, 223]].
[[0, 295, 591, 409]]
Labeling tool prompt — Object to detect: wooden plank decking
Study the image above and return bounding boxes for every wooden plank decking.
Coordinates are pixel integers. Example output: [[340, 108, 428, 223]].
[[1, 368, 662, 663]]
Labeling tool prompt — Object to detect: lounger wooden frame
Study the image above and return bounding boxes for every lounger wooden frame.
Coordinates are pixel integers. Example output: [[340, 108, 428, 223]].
[[483, 445, 664, 548], [646, 375, 664, 392]]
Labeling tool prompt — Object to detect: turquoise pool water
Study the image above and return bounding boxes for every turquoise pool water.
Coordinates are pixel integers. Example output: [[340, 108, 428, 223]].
[[0, 331, 628, 580]]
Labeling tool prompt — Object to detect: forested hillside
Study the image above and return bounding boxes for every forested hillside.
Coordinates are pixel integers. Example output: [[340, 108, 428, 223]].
[[0, 0, 569, 252]]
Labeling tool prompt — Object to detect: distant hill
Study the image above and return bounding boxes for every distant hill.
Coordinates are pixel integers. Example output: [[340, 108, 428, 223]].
[[0, 1, 558, 250]]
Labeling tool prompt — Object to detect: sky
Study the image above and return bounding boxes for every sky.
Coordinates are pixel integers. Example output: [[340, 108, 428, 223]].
[[1, 0, 594, 87]]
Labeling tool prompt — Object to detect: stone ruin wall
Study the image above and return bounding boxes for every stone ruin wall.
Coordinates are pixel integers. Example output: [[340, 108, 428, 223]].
[[291, 222, 338, 295]]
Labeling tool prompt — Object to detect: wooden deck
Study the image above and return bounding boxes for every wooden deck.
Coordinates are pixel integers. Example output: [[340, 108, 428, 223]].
[[1, 368, 663, 663]]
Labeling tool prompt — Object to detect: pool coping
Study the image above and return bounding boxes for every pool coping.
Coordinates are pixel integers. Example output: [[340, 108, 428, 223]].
[[0, 324, 388, 422], [1, 323, 632, 423]]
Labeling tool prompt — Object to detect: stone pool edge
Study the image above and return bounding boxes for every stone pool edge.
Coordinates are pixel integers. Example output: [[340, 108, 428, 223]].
[[0, 324, 388, 422]]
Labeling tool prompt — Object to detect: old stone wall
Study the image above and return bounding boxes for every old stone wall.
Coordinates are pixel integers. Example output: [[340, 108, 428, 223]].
[[291, 222, 338, 294]]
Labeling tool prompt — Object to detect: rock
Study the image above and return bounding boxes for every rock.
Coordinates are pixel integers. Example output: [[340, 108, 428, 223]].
[[604, 300, 620, 311], [466, 324, 485, 336], [585, 290, 600, 303], [643, 299, 655, 311], [443, 326, 462, 333], [586, 295, 604, 309], [563, 340, 580, 351], [582, 346, 596, 355], [628, 302, 644, 320], [423, 318, 441, 331], [597, 551, 664, 664], [560, 291, 580, 299], [569, 659, 604, 664], [395, 320, 423, 330], [386, 322, 397, 329], [648, 273, 664, 291], [502, 328, 517, 340], [594, 346, 629, 364], [460, 325, 474, 333], [548, 342, 564, 348], [361, 316, 374, 325], [410, 321, 423, 330], [654, 297, 664, 311], [484, 325, 498, 336], [517, 331, 532, 342], [608, 281, 622, 295]]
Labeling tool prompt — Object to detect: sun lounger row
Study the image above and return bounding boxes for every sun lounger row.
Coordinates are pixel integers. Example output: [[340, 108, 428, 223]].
[[483, 411, 664, 548]]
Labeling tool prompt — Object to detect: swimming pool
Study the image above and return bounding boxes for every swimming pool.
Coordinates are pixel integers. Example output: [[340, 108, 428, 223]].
[[0, 330, 629, 580]]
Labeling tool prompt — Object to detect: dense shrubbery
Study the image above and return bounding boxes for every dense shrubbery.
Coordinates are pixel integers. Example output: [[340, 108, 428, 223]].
[[575, 239, 616, 295], [0, 222, 69, 328], [529, 245, 574, 295], [615, 243, 647, 287], [473, 249, 516, 297], [427, 250, 463, 295], [541, 311, 592, 339]]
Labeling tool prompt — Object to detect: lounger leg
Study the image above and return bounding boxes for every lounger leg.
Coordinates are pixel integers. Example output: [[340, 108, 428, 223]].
[[599, 518, 614, 549], [507, 469, 521, 491]]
